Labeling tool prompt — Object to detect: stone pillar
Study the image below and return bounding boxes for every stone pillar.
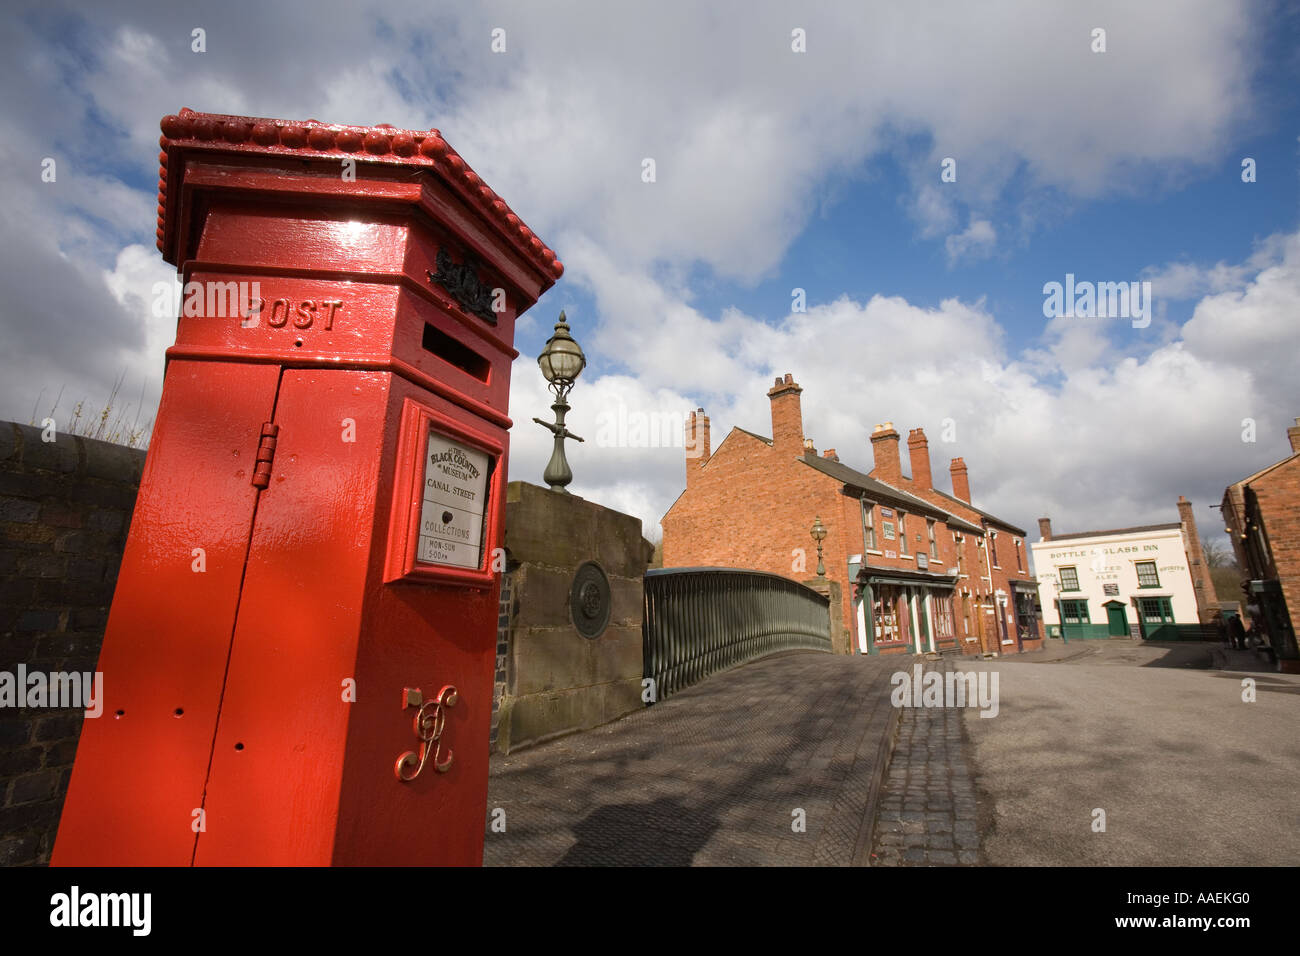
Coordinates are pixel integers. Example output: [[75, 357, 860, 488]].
[[804, 577, 847, 654], [495, 482, 652, 753]]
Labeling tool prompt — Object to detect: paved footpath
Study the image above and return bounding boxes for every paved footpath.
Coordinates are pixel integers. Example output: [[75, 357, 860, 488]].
[[484, 651, 899, 866]]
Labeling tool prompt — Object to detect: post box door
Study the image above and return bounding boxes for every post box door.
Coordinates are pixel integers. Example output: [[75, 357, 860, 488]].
[[53, 360, 282, 866]]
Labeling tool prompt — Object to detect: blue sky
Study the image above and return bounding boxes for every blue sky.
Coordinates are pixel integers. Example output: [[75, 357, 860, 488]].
[[3, 0, 1299, 561]]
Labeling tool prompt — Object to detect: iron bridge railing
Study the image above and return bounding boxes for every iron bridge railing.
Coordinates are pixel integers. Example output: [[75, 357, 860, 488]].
[[643, 567, 832, 703]]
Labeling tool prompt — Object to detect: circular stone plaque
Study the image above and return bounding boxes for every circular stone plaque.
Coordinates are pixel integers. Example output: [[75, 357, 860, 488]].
[[570, 561, 612, 640]]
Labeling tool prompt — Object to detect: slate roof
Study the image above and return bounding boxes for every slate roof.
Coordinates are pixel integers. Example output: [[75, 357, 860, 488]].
[[800, 454, 984, 534], [1043, 522, 1181, 542], [927, 487, 1028, 537]]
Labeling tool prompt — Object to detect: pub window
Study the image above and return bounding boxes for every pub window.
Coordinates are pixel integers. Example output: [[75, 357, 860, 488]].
[[1014, 538, 1023, 572], [928, 519, 938, 559], [1139, 597, 1174, 624], [898, 513, 907, 554], [990, 531, 1000, 568], [862, 499, 877, 550], [1061, 599, 1090, 624], [1135, 561, 1159, 588], [1058, 566, 1080, 591]]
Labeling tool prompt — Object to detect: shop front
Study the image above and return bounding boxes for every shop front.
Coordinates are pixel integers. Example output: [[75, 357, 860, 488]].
[[854, 567, 959, 655]]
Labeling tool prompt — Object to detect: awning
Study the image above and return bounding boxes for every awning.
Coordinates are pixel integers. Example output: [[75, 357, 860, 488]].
[[864, 573, 957, 590]]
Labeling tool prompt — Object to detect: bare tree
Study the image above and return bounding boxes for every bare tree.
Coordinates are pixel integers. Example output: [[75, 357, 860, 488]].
[[1202, 536, 1235, 570]]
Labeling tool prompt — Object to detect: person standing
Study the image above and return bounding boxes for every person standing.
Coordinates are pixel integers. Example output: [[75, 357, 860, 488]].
[[1228, 614, 1247, 651]]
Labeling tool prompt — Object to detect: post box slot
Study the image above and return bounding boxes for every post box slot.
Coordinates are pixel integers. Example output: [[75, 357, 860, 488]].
[[422, 323, 491, 383]]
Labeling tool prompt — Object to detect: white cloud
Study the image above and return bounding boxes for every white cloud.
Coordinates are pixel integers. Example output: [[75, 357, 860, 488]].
[[945, 218, 997, 264]]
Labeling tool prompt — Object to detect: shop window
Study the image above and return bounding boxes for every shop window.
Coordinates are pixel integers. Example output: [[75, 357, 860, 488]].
[[932, 594, 955, 638], [1058, 566, 1080, 591], [874, 587, 902, 643]]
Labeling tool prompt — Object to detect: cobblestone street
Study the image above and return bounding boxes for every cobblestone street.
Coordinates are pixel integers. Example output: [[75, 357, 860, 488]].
[[869, 704, 983, 866]]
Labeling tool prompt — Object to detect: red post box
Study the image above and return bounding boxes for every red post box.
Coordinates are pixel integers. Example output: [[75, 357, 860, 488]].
[[51, 110, 562, 865]]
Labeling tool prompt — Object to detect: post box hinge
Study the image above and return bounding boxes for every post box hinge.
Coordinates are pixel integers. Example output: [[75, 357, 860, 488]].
[[251, 422, 280, 489]]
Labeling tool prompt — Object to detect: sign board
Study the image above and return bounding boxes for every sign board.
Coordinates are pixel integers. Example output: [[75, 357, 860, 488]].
[[385, 397, 501, 586], [418, 430, 489, 570], [880, 508, 894, 518], [916, 553, 929, 570], [1103, 583, 1119, 596]]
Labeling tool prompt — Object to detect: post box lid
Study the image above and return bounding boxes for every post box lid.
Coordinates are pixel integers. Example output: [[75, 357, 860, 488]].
[[155, 108, 563, 284]]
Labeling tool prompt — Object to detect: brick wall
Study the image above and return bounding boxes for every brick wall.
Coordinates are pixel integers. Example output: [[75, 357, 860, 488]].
[[1253, 456, 1300, 643], [0, 422, 144, 866]]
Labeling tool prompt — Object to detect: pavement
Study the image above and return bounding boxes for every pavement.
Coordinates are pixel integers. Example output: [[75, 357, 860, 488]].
[[483, 650, 898, 866]]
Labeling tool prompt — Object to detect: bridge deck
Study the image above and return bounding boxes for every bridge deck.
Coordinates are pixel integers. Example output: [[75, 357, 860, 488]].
[[483, 651, 899, 866]]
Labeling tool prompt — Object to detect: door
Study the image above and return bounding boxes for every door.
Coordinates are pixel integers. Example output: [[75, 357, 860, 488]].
[[1105, 602, 1128, 637], [54, 361, 281, 865], [195, 368, 390, 864]]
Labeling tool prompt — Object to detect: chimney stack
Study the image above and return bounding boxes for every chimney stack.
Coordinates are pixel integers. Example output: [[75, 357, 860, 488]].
[[907, 428, 933, 490], [768, 373, 804, 454], [950, 457, 971, 502], [685, 408, 710, 487], [822, 448, 839, 462], [1177, 495, 1217, 624], [1038, 517, 1052, 541], [1288, 417, 1300, 454], [870, 423, 903, 485]]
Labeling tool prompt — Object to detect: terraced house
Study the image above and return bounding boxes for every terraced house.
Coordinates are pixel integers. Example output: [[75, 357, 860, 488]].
[[661, 374, 1043, 656]]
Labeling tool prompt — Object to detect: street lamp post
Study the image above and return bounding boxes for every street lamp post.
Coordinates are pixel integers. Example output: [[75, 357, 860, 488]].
[[810, 515, 827, 578], [533, 311, 586, 493]]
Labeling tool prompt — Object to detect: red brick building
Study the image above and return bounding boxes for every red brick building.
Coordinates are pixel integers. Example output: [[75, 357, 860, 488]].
[[1221, 417, 1300, 671], [661, 374, 1044, 656]]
